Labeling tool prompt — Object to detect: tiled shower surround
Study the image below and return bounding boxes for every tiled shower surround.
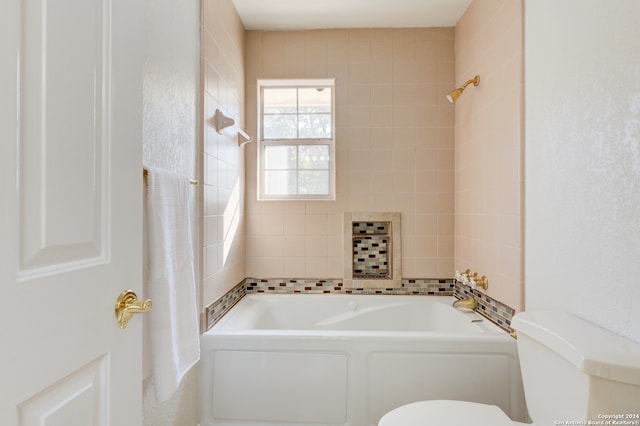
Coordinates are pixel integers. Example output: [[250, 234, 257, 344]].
[[204, 278, 516, 335]]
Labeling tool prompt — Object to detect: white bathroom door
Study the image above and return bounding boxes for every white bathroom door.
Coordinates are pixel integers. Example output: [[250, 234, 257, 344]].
[[0, 0, 145, 424]]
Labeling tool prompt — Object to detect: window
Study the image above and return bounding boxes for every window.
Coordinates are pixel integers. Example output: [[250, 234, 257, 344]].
[[258, 79, 335, 200]]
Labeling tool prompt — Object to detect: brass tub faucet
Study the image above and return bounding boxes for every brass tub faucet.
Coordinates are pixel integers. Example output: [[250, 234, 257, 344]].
[[452, 297, 477, 312]]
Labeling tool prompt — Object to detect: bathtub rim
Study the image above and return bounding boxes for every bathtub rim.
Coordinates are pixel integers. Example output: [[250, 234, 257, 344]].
[[204, 293, 511, 337]]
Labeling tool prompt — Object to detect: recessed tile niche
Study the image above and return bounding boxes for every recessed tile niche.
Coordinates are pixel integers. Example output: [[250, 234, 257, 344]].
[[343, 213, 401, 288]]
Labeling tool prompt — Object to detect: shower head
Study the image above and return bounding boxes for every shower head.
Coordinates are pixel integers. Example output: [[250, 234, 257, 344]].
[[446, 75, 480, 103]]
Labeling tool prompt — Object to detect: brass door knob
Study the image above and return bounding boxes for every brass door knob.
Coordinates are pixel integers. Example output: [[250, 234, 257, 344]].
[[115, 290, 152, 329]]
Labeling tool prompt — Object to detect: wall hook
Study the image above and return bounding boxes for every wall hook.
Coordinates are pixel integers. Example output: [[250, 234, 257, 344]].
[[237, 128, 253, 147], [210, 108, 253, 147], [213, 108, 235, 133]]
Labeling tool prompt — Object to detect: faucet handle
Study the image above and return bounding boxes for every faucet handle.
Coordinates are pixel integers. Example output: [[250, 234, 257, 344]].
[[461, 269, 472, 285], [469, 276, 477, 289], [476, 275, 489, 290]]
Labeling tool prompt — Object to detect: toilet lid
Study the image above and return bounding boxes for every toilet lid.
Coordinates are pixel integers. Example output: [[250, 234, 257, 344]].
[[379, 400, 516, 426]]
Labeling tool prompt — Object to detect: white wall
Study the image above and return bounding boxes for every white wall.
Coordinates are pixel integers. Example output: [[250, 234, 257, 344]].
[[525, 0, 640, 343], [141, 0, 200, 423]]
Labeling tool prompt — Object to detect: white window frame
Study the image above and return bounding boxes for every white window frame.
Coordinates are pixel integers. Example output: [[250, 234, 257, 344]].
[[257, 78, 336, 201]]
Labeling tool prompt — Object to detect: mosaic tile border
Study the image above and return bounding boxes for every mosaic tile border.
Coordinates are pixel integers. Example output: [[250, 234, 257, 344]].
[[204, 278, 456, 330], [245, 278, 344, 294], [400, 279, 455, 295], [454, 281, 516, 334], [245, 278, 455, 296], [203, 278, 516, 332], [203, 280, 246, 332]]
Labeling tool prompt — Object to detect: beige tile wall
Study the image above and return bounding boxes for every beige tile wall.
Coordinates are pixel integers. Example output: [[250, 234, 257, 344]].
[[245, 28, 455, 280], [201, 0, 246, 308], [454, 0, 523, 310]]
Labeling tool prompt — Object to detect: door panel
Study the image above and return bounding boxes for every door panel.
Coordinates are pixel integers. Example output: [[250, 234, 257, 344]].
[[18, 356, 108, 426], [19, 0, 108, 273], [0, 0, 144, 424]]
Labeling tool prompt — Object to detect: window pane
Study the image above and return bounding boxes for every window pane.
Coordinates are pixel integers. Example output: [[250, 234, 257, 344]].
[[298, 171, 329, 195], [265, 145, 297, 170], [259, 80, 334, 199], [298, 114, 332, 139], [263, 114, 297, 139], [265, 171, 297, 195], [299, 87, 332, 113], [263, 88, 297, 113], [298, 145, 329, 170]]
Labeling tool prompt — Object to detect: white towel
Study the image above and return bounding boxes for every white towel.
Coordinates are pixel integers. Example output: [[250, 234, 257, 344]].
[[144, 166, 200, 402]]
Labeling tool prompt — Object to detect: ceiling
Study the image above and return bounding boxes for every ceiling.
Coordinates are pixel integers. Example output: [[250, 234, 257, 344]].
[[231, 0, 472, 31]]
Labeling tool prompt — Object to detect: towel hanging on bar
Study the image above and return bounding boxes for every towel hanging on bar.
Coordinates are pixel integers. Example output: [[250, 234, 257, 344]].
[[143, 166, 200, 402]]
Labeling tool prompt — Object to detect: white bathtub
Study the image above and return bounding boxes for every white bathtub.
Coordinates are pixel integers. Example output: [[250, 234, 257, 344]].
[[200, 294, 526, 426]]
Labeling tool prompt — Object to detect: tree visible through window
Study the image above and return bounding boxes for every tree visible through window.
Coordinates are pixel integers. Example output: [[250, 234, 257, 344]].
[[258, 79, 335, 200]]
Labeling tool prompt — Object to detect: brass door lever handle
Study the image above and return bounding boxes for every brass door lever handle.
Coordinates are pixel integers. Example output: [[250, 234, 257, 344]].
[[115, 290, 152, 329]]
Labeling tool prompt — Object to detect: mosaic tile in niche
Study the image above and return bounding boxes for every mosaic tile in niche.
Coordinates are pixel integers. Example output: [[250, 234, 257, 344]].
[[352, 221, 391, 279]]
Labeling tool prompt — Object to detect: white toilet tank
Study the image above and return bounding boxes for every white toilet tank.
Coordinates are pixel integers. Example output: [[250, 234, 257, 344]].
[[512, 311, 640, 425]]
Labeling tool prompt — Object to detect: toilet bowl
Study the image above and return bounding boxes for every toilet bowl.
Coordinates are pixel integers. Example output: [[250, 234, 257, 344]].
[[379, 400, 528, 426], [379, 311, 640, 426]]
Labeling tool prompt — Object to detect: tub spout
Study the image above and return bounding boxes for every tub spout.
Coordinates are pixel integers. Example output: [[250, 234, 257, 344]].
[[453, 297, 476, 311]]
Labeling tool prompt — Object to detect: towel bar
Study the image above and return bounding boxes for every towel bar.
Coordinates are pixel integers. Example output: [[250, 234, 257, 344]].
[[143, 169, 198, 185]]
